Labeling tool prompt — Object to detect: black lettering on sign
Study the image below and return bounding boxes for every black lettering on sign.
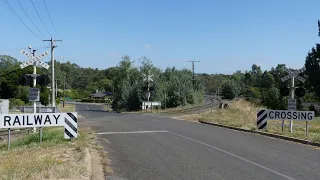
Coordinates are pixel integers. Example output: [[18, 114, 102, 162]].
[[293, 112, 298, 119], [44, 115, 52, 125], [13, 116, 21, 126], [275, 111, 280, 119], [269, 111, 274, 119], [281, 112, 286, 119], [287, 111, 292, 119], [4, 116, 11, 126], [34, 115, 43, 125], [22, 116, 25, 125], [301, 112, 307, 120], [308, 112, 313, 120], [27, 116, 33, 125], [53, 115, 60, 124]]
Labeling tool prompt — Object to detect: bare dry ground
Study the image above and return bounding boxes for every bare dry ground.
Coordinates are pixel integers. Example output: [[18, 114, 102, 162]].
[[179, 99, 320, 143], [0, 126, 111, 180]]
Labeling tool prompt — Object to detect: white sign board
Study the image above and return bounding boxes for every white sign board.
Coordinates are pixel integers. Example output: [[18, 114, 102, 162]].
[[262, 110, 314, 121], [0, 113, 65, 128], [288, 99, 297, 111], [142, 101, 161, 110], [0, 112, 77, 128], [143, 102, 161, 106], [0, 100, 9, 114], [29, 88, 40, 101]]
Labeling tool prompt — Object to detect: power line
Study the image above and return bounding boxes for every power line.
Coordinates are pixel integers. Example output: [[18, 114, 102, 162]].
[[30, 0, 52, 37], [4, 0, 42, 40], [42, 0, 59, 37], [16, 0, 45, 37]]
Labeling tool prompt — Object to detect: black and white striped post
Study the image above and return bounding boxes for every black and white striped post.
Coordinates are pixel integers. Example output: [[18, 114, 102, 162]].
[[64, 112, 78, 139], [257, 110, 267, 130]]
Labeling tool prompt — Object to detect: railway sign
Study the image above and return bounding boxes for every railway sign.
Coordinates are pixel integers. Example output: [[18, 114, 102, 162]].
[[281, 67, 306, 83], [20, 50, 49, 69], [29, 88, 40, 101], [0, 112, 78, 139], [0, 113, 65, 128]]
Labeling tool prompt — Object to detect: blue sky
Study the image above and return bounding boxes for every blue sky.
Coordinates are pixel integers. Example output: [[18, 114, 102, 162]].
[[0, 0, 319, 74]]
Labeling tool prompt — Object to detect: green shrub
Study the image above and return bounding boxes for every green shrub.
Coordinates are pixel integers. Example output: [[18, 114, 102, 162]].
[[9, 98, 25, 109], [308, 105, 320, 116]]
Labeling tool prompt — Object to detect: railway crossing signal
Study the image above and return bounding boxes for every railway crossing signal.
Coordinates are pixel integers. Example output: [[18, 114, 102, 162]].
[[143, 70, 154, 105], [280, 66, 306, 133]]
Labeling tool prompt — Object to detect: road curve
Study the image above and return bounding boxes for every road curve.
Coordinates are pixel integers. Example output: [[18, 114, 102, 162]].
[[76, 103, 320, 180]]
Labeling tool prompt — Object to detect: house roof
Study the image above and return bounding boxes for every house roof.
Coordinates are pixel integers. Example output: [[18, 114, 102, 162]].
[[91, 91, 113, 98]]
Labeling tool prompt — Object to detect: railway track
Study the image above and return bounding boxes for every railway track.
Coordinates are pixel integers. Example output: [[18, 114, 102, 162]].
[[161, 95, 221, 115]]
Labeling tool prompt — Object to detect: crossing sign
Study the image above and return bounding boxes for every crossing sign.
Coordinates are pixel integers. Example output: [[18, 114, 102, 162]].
[[20, 50, 49, 69], [281, 67, 306, 83]]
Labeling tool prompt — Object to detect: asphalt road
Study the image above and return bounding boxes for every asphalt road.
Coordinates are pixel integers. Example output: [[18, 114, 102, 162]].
[[75, 103, 320, 180]]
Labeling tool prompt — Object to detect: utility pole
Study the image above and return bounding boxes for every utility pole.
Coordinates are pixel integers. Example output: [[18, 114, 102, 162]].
[[55, 79, 58, 98], [63, 76, 66, 108], [289, 76, 295, 132], [187, 61, 200, 89], [164, 92, 166, 109], [43, 38, 62, 110], [32, 49, 37, 133]]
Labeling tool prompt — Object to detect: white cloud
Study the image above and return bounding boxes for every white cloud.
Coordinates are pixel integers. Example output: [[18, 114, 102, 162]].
[[144, 44, 152, 49]]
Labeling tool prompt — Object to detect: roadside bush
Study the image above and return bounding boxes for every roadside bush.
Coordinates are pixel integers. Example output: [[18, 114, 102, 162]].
[[9, 98, 25, 109], [221, 79, 240, 99], [309, 105, 320, 116], [260, 87, 287, 110]]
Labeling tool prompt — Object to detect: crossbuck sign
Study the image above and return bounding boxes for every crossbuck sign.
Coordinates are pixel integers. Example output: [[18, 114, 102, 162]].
[[281, 67, 306, 83], [20, 50, 50, 69]]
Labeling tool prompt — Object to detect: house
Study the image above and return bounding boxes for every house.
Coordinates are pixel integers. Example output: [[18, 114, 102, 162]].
[[90, 91, 113, 99]]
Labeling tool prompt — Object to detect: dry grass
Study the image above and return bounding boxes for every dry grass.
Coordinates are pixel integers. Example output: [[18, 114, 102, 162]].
[[58, 104, 76, 113], [0, 127, 97, 180], [182, 99, 320, 143]]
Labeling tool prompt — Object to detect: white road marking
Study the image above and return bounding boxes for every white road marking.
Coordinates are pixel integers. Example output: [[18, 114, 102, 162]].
[[97, 130, 168, 135], [168, 131, 296, 180], [86, 106, 90, 110]]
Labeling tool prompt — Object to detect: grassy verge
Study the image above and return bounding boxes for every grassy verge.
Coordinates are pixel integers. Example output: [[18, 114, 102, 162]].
[[58, 103, 76, 112], [0, 127, 100, 180], [182, 100, 320, 143]]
